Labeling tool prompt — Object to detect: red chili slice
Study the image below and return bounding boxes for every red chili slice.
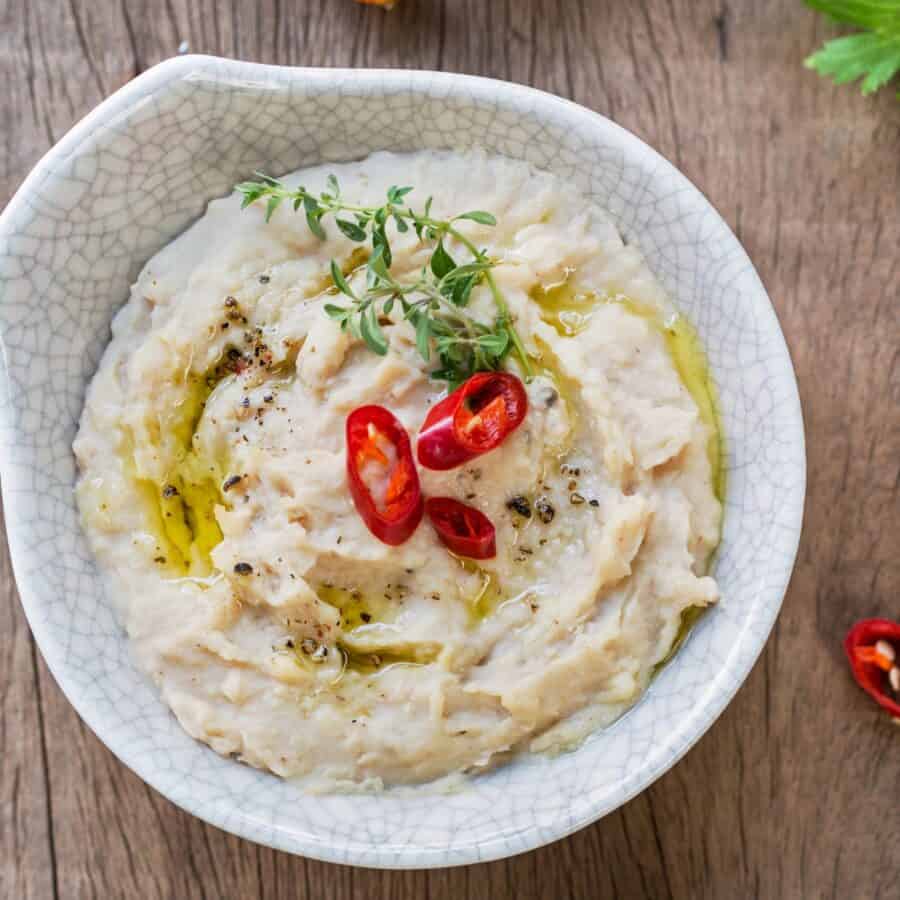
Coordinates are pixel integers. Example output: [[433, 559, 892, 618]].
[[425, 497, 496, 559], [844, 618, 900, 719], [417, 372, 528, 471], [346, 405, 423, 545]]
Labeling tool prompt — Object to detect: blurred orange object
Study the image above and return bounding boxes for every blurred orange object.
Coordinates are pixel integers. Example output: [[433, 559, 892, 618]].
[[356, 0, 395, 7]]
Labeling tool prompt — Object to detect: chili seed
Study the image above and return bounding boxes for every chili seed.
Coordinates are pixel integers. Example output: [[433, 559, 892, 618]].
[[570, 492, 586, 505], [224, 296, 238, 307], [162, 484, 179, 498], [890, 666, 900, 693], [222, 474, 243, 492], [568, 479, 577, 491], [535, 497, 555, 523], [506, 495, 532, 518], [233, 562, 253, 575], [875, 640, 896, 663]]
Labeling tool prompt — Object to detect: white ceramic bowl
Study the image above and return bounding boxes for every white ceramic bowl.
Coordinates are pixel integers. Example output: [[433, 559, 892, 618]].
[[0, 57, 805, 868]]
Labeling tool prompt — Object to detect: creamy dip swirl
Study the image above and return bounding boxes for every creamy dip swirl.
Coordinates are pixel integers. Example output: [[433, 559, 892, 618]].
[[74, 152, 722, 788]]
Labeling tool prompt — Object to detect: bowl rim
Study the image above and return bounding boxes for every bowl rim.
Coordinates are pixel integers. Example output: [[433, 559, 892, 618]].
[[0, 55, 806, 868]]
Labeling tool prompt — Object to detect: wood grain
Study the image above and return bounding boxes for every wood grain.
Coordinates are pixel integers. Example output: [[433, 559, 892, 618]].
[[2, 0, 899, 897]]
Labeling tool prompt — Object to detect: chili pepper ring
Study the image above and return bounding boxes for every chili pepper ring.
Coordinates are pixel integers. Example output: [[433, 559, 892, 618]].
[[844, 618, 900, 719], [346, 405, 424, 545], [417, 372, 528, 470], [425, 497, 497, 559]]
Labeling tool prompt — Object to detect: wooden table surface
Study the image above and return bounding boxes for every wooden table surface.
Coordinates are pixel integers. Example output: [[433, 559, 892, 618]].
[[2, 1, 898, 898]]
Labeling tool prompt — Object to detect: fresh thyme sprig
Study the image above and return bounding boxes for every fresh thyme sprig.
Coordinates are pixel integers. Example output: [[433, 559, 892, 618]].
[[235, 173, 532, 387]]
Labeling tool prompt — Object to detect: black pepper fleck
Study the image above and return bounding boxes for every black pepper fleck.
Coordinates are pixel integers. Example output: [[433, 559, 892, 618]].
[[360, 612, 372, 623], [506, 495, 532, 518], [535, 496, 555, 523], [589, 499, 600, 508], [222, 474, 243, 492], [259, 274, 270, 284], [234, 562, 253, 575], [162, 484, 179, 498]]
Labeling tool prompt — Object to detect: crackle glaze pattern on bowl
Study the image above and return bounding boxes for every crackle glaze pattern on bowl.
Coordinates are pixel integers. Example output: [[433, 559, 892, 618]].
[[0, 57, 805, 868]]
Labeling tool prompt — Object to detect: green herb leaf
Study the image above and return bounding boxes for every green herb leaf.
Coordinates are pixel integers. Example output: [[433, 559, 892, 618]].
[[372, 225, 392, 268], [367, 246, 390, 282], [359, 304, 389, 355], [324, 303, 349, 320], [805, 30, 900, 94], [456, 210, 497, 226], [330, 260, 355, 299], [431, 241, 456, 279], [415, 313, 432, 361], [264, 196, 282, 223], [387, 185, 414, 204], [336, 219, 367, 242], [804, 1, 900, 96], [304, 196, 326, 239], [451, 273, 477, 307], [478, 331, 510, 356], [326, 174, 340, 197]]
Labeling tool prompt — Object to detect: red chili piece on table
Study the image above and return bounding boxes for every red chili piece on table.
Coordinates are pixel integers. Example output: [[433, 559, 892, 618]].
[[425, 497, 496, 560], [844, 618, 900, 719], [417, 372, 528, 471], [346, 405, 423, 545]]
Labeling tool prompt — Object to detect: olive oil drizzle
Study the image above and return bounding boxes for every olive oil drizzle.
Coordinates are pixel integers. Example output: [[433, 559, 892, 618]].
[[529, 276, 726, 668], [136, 367, 227, 576], [529, 278, 725, 504]]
